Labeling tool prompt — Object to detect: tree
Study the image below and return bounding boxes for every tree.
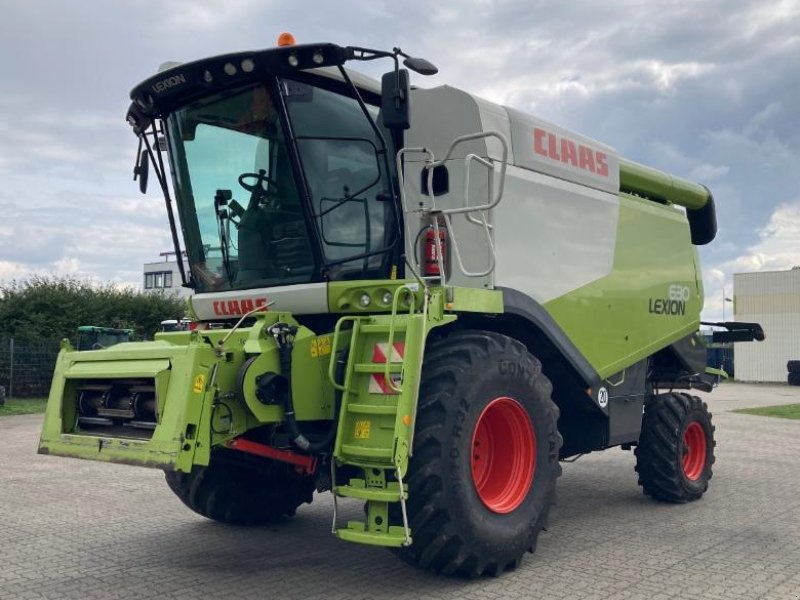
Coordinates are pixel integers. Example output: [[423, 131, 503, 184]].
[[0, 276, 187, 341]]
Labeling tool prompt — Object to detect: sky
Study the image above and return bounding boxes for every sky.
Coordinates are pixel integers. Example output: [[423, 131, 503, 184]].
[[0, 0, 798, 321]]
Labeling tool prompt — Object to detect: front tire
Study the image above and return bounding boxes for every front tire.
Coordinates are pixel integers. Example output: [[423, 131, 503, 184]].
[[397, 330, 562, 577], [635, 392, 715, 503], [165, 448, 315, 525]]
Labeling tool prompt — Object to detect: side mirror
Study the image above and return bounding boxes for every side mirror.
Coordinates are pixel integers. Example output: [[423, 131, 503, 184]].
[[134, 150, 149, 194], [403, 56, 438, 76], [381, 69, 410, 130]]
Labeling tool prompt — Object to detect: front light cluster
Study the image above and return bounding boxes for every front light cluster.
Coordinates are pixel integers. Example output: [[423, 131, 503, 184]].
[[341, 287, 402, 311]]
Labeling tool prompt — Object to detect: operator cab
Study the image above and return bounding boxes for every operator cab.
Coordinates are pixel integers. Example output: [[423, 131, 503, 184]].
[[127, 40, 436, 297], [76, 326, 134, 351]]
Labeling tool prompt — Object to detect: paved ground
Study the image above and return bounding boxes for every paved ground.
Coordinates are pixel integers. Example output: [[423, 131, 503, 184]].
[[2, 383, 799, 600]]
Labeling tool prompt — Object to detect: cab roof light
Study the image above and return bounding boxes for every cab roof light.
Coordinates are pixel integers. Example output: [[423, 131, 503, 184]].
[[277, 32, 296, 47]]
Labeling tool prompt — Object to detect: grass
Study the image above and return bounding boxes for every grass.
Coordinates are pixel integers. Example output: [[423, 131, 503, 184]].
[[734, 403, 800, 420], [0, 397, 47, 416]]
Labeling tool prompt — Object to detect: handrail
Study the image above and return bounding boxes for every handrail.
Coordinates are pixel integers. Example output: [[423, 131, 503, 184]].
[[430, 131, 508, 216], [464, 153, 494, 230], [327, 316, 360, 392], [383, 283, 420, 394], [394, 131, 509, 283], [442, 210, 496, 278]]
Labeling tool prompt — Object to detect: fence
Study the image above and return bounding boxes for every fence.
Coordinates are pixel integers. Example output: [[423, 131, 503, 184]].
[[0, 336, 61, 399]]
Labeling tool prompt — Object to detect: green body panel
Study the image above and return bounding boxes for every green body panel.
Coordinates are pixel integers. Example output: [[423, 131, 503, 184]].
[[39, 313, 338, 472], [65, 359, 170, 378], [327, 280, 503, 314], [330, 287, 456, 472], [238, 325, 334, 423], [705, 366, 729, 379], [544, 194, 703, 379], [328, 280, 414, 313], [39, 283, 461, 548], [39, 339, 218, 472], [329, 287, 456, 546], [447, 286, 504, 313]]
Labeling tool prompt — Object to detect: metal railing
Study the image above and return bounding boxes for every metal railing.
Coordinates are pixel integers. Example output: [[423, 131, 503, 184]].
[[396, 131, 509, 285]]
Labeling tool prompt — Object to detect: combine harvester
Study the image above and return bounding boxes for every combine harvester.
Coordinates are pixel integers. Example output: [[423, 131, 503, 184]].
[[40, 35, 763, 576]]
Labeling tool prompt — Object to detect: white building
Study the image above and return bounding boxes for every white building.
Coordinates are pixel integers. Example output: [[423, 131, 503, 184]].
[[733, 268, 800, 382], [143, 251, 192, 298]]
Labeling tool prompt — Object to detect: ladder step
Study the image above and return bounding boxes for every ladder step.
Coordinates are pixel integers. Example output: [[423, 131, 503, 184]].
[[359, 323, 406, 334], [336, 521, 410, 547], [347, 403, 398, 415], [340, 444, 393, 459], [336, 479, 406, 502], [353, 363, 403, 373]]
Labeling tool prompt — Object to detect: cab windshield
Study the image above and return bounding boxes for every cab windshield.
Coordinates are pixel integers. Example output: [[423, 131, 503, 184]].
[[166, 78, 395, 293]]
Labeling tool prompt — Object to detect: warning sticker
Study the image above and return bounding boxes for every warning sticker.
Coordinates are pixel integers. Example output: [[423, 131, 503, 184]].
[[193, 374, 206, 393], [311, 337, 332, 358], [354, 420, 371, 439]]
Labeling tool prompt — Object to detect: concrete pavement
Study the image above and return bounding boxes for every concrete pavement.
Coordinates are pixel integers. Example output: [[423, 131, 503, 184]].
[[1, 383, 799, 599]]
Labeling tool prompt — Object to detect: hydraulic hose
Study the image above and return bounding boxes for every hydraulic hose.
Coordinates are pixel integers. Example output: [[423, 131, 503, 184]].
[[269, 323, 345, 454]]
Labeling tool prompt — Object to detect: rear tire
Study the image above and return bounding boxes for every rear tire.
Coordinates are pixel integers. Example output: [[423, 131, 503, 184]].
[[396, 330, 562, 577], [635, 392, 715, 503], [165, 448, 315, 525]]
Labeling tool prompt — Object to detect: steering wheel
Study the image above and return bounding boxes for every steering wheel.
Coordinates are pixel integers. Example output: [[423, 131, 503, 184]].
[[238, 169, 279, 201]]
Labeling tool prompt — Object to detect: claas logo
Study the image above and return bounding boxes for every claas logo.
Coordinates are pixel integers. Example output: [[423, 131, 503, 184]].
[[212, 297, 269, 316], [533, 127, 609, 177]]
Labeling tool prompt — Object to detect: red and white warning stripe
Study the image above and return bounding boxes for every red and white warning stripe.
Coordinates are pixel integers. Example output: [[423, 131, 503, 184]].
[[369, 342, 405, 394]]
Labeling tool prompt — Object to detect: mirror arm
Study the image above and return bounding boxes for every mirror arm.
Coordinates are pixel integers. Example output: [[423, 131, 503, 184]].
[[391, 54, 403, 110], [141, 123, 189, 286], [133, 135, 144, 182]]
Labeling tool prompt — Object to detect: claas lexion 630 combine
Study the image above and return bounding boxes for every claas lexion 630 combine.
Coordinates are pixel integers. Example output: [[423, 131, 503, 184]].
[[39, 35, 764, 577]]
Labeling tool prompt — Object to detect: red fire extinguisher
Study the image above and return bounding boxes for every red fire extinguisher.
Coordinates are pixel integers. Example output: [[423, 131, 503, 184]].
[[422, 220, 448, 277]]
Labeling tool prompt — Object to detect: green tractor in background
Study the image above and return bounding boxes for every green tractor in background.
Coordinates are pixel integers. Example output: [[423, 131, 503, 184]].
[[39, 37, 763, 577], [75, 326, 134, 351]]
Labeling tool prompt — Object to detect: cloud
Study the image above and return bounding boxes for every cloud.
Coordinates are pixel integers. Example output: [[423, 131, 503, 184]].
[[0, 0, 798, 296], [0, 260, 30, 281], [720, 201, 800, 273], [703, 199, 800, 320], [689, 164, 729, 182]]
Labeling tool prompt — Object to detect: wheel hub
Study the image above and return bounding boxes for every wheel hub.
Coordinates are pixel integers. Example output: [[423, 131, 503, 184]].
[[471, 397, 536, 513], [682, 421, 707, 481]]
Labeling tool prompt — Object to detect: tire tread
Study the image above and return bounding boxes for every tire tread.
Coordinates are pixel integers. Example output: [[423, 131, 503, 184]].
[[635, 392, 715, 503], [165, 449, 315, 525], [397, 329, 561, 576]]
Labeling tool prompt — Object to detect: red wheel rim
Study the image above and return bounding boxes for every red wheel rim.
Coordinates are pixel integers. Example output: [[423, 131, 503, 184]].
[[470, 397, 536, 513], [682, 421, 707, 481]]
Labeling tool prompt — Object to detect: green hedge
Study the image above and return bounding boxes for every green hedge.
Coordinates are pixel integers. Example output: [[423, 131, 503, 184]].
[[0, 276, 187, 341]]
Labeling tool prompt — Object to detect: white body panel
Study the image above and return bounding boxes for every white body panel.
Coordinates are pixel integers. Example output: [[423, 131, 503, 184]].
[[403, 85, 620, 297], [733, 270, 800, 382], [493, 165, 619, 303], [504, 107, 619, 195], [191, 282, 328, 320]]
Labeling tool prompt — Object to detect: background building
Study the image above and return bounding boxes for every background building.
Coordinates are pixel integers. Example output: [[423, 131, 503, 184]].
[[733, 268, 800, 382], [143, 251, 191, 298]]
